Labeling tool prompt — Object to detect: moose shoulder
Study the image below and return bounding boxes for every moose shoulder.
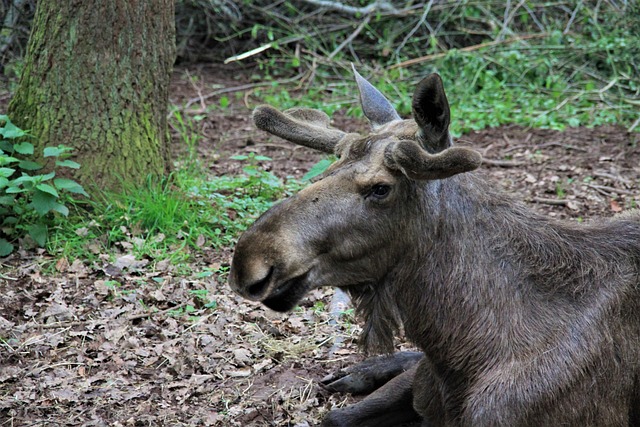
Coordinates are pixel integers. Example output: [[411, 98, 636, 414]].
[[228, 67, 640, 426]]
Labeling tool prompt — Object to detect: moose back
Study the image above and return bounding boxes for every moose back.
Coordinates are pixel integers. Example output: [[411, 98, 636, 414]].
[[228, 67, 640, 426]]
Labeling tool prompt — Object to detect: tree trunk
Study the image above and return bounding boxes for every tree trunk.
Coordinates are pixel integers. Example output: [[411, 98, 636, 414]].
[[8, 0, 176, 190]]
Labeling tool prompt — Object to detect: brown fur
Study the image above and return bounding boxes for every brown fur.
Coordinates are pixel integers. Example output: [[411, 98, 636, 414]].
[[229, 70, 640, 426]]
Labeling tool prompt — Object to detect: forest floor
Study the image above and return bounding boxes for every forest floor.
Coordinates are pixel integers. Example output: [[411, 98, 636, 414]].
[[1, 65, 639, 426]]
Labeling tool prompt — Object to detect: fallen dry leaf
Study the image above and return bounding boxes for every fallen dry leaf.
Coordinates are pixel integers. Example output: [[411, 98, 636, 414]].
[[610, 199, 623, 212], [55, 257, 69, 272]]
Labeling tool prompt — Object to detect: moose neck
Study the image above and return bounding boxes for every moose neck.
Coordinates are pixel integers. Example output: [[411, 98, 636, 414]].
[[349, 172, 504, 356], [353, 171, 640, 369]]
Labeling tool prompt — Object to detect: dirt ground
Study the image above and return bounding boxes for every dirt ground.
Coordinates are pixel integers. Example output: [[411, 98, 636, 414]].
[[1, 64, 639, 426]]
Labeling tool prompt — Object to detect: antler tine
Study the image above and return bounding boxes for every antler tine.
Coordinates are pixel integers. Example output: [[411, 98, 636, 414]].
[[253, 105, 349, 154]]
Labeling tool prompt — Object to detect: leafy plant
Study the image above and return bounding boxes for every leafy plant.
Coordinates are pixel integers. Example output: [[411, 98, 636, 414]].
[[302, 157, 334, 182], [189, 289, 218, 310], [0, 115, 87, 256], [196, 153, 302, 246]]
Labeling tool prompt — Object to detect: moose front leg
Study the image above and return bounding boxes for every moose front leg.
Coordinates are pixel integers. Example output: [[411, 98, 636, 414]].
[[321, 352, 424, 427], [322, 364, 422, 427], [322, 351, 424, 394]]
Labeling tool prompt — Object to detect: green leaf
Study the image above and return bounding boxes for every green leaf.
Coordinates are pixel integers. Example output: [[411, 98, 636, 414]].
[[0, 195, 14, 205], [54, 178, 89, 197], [2, 215, 17, 225], [229, 155, 248, 161], [0, 238, 13, 257], [29, 190, 57, 215], [5, 186, 26, 194], [12, 174, 34, 186], [242, 165, 259, 176], [44, 146, 63, 157], [0, 167, 15, 178], [219, 96, 229, 109], [196, 271, 214, 278], [0, 177, 8, 189], [28, 223, 48, 246], [302, 158, 333, 181], [18, 160, 43, 171], [36, 183, 59, 198], [253, 155, 272, 161], [13, 142, 34, 155], [39, 171, 56, 181], [56, 159, 80, 169], [52, 202, 69, 216], [0, 156, 19, 166], [0, 117, 26, 139]]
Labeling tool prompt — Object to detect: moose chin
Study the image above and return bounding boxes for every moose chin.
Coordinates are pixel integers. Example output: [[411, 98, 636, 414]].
[[228, 66, 640, 427]]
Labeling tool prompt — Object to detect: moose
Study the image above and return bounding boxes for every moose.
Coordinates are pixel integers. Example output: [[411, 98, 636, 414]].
[[228, 66, 640, 426]]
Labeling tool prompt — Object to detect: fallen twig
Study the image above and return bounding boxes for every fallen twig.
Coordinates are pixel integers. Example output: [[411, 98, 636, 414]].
[[126, 303, 187, 321], [482, 158, 526, 167], [389, 33, 549, 69], [300, 0, 398, 16], [534, 141, 588, 152], [532, 197, 569, 206], [224, 43, 275, 64], [593, 171, 632, 186], [586, 184, 637, 197]]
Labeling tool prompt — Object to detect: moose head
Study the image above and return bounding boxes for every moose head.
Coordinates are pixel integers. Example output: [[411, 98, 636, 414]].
[[228, 67, 482, 314]]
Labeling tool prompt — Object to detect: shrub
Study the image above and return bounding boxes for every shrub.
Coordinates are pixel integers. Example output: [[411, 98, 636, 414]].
[[0, 115, 87, 256]]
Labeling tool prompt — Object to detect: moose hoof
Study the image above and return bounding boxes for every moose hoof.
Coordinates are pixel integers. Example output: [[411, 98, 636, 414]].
[[321, 351, 424, 394]]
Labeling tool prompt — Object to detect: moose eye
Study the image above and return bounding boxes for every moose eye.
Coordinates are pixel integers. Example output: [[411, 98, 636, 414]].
[[368, 184, 391, 200]]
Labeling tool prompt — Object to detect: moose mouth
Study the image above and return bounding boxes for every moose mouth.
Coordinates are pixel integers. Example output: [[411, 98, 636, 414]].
[[263, 271, 311, 312]]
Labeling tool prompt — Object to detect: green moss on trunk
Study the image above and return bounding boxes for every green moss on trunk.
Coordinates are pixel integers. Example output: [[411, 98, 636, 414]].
[[8, 0, 176, 191]]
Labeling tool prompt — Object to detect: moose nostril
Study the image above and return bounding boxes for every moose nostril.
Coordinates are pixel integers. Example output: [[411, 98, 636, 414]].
[[247, 266, 274, 298]]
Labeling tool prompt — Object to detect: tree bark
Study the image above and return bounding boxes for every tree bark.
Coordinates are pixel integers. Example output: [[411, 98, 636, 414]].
[[8, 0, 176, 190]]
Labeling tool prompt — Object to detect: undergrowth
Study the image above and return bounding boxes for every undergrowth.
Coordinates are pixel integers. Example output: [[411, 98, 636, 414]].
[[46, 153, 303, 269], [240, 1, 639, 133]]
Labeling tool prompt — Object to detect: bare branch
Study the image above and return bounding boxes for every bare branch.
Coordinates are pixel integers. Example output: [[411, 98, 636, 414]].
[[394, 0, 434, 58], [482, 158, 527, 167], [329, 14, 371, 59], [531, 197, 570, 206], [299, 0, 398, 16], [586, 184, 637, 196], [564, 0, 583, 34], [389, 33, 550, 70]]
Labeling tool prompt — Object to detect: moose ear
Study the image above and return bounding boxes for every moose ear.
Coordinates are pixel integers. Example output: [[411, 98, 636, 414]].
[[385, 140, 482, 181], [253, 105, 349, 154], [352, 64, 401, 128], [412, 74, 452, 153]]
